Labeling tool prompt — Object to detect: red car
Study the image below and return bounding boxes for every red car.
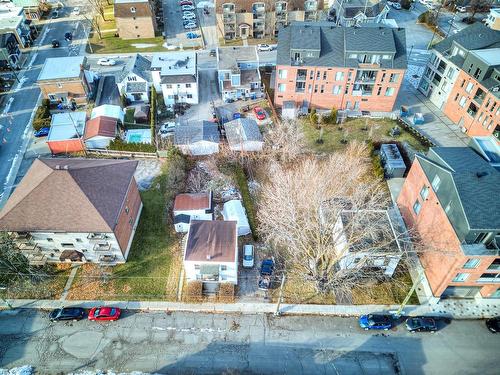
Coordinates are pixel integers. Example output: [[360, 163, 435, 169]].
[[88, 306, 121, 321], [253, 106, 266, 121], [180, 1, 193, 5]]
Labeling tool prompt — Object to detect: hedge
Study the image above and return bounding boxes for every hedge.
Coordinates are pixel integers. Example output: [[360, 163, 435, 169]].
[[108, 138, 157, 153]]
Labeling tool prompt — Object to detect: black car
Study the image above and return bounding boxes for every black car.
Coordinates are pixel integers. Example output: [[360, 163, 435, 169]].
[[64, 32, 72, 41], [485, 316, 500, 333], [209, 49, 216, 57], [260, 258, 274, 276], [405, 317, 437, 333], [51, 39, 60, 48], [49, 307, 85, 322]]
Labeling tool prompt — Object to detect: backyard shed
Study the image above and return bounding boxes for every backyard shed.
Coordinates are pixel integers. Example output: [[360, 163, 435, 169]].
[[47, 112, 86, 154], [224, 118, 263, 152], [84, 116, 118, 149], [281, 101, 297, 119], [174, 121, 220, 156], [91, 104, 124, 124], [222, 200, 251, 236]]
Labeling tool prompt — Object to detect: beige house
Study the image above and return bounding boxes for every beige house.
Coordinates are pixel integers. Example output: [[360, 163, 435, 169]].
[[114, 0, 156, 40], [216, 0, 324, 41]]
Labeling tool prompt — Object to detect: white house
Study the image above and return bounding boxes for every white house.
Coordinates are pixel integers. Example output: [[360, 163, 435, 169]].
[[91, 104, 125, 124], [116, 54, 151, 104], [150, 51, 199, 107], [173, 191, 213, 233], [183, 220, 238, 284], [174, 121, 220, 156], [224, 118, 263, 152], [222, 200, 251, 236]]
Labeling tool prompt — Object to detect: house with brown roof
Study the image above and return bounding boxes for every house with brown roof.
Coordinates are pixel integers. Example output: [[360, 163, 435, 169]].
[[183, 220, 238, 285], [114, 0, 156, 40], [84, 116, 118, 149], [0, 158, 143, 265], [173, 191, 213, 233]]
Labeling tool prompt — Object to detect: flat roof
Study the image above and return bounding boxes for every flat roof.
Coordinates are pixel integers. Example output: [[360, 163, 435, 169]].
[[151, 51, 197, 77], [470, 48, 500, 67], [38, 56, 85, 81], [218, 46, 258, 71], [48, 112, 87, 141]]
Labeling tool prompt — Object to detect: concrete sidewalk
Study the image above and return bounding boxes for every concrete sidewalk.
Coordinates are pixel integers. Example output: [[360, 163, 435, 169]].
[[2, 298, 498, 319]]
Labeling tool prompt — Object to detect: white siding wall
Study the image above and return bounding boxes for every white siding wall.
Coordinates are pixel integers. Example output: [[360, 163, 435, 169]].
[[161, 82, 199, 106], [84, 136, 114, 149], [173, 210, 212, 233], [178, 141, 219, 156], [184, 260, 238, 284], [228, 140, 263, 152], [29, 231, 125, 264]]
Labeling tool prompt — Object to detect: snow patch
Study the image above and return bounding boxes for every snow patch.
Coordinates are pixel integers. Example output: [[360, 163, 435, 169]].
[[0, 365, 34, 375]]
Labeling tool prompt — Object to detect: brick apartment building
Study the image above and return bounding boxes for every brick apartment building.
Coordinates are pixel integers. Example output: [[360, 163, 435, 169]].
[[397, 142, 500, 299], [274, 22, 407, 113], [216, 0, 324, 41], [37, 56, 91, 106], [114, 0, 156, 40], [418, 24, 500, 141]]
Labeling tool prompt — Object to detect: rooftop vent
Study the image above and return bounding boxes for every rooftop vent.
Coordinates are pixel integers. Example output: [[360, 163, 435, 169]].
[[477, 171, 490, 178]]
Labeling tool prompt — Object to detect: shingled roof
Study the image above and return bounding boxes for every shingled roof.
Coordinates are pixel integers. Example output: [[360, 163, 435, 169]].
[[0, 158, 138, 233]]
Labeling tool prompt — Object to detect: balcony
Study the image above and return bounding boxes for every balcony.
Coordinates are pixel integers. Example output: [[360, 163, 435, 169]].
[[88, 233, 109, 241], [12, 232, 32, 244], [99, 254, 117, 263], [93, 242, 112, 252], [222, 5, 235, 13], [473, 89, 486, 105], [223, 14, 236, 23], [296, 71, 307, 81], [253, 21, 265, 30], [355, 70, 377, 83]]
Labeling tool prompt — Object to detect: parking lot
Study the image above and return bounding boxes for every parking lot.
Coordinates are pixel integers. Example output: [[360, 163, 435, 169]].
[[163, 0, 204, 49]]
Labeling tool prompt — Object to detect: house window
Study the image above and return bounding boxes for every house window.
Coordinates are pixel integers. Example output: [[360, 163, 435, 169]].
[[385, 87, 395, 96], [320, 85, 324, 93], [465, 82, 474, 93], [46, 238, 53, 242], [314, 85, 318, 93], [389, 73, 399, 83], [316, 71, 321, 79], [488, 259, 500, 270], [376, 86, 382, 96], [335, 72, 344, 81], [349, 54, 357, 59], [130, 6, 136, 12], [128, 76, 137, 82], [323, 71, 327, 80], [459, 96, 467, 108], [419, 186, 429, 200], [332, 85, 341, 95], [186, 84, 191, 88], [478, 273, 500, 282], [76, 238, 82, 243], [452, 273, 469, 282], [61, 243, 74, 248], [220, 265, 227, 271], [194, 264, 200, 270], [345, 85, 349, 94], [278, 69, 287, 79], [166, 84, 172, 89], [446, 68, 455, 80], [413, 200, 422, 215], [278, 83, 286, 92], [431, 175, 441, 191], [382, 54, 391, 60], [187, 94, 193, 98], [309, 70, 314, 80], [463, 259, 481, 269]]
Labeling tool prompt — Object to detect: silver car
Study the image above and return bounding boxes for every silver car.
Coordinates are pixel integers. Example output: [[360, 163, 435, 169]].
[[242, 245, 254, 268]]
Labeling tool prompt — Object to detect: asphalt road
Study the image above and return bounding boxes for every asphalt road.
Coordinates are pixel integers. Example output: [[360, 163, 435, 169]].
[[0, 309, 499, 374], [0, 0, 90, 208]]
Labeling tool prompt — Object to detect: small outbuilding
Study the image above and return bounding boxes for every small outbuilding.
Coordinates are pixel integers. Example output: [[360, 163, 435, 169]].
[[173, 191, 213, 233], [47, 112, 86, 154], [174, 121, 220, 156], [84, 116, 118, 149], [222, 200, 251, 236], [281, 101, 297, 119], [91, 104, 124, 124], [224, 118, 263, 152]]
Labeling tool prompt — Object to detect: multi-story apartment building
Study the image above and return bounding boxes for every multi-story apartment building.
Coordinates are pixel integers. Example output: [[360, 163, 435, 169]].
[[418, 24, 500, 141], [330, 0, 390, 27], [114, 0, 156, 40], [274, 22, 407, 113], [397, 144, 500, 299], [0, 158, 143, 266], [216, 0, 324, 41], [0, 3, 33, 68], [217, 46, 263, 102], [150, 51, 199, 107]]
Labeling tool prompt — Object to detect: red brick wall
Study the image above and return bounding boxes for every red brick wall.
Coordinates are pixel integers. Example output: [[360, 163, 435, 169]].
[[442, 70, 499, 139], [397, 159, 499, 297], [273, 65, 404, 112], [114, 177, 142, 256]]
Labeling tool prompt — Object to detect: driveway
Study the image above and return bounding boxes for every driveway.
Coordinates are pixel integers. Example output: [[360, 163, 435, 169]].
[[1, 309, 499, 374]]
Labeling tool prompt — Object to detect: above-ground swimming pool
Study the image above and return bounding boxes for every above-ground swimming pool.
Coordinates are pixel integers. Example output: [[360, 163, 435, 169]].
[[125, 129, 152, 144]]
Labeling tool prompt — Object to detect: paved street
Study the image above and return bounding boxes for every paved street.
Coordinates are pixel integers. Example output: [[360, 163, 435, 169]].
[[1, 309, 499, 374], [0, 0, 90, 208]]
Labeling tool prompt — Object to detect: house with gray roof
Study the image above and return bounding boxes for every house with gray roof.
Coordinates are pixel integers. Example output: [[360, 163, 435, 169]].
[[329, 0, 390, 27], [224, 118, 263, 152], [174, 121, 220, 156], [116, 53, 152, 104], [418, 23, 500, 141], [398, 146, 500, 299]]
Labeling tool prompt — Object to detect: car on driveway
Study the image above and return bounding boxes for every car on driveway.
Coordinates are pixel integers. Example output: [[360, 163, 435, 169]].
[[258, 258, 274, 290], [158, 122, 176, 138], [34, 127, 50, 137], [186, 32, 200, 39], [358, 314, 393, 330], [209, 49, 217, 57], [253, 106, 266, 121], [97, 57, 117, 66], [52, 10, 59, 18], [184, 23, 197, 30], [486, 316, 500, 333], [88, 306, 121, 321], [242, 244, 254, 268], [183, 13, 196, 20], [51, 39, 60, 48], [49, 307, 85, 322], [405, 317, 437, 333], [257, 44, 272, 52]]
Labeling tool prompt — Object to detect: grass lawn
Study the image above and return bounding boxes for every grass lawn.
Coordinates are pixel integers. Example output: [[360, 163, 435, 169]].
[[218, 38, 243, 46], [302, 117, 430, 154], [67, 158, 187, 301], [269, 276, 337, 305]]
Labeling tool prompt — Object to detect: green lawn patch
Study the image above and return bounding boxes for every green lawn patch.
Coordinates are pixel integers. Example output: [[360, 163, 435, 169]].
[[89, 35, 167, 54], [302, 117, 429, 154]]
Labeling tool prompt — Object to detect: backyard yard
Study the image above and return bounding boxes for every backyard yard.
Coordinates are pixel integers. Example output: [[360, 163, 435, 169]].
[[302, 117, 430, 153]]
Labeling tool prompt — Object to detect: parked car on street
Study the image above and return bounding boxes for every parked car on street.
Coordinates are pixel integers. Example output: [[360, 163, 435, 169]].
[[456, 5, 467, 12], [242, 244, 255, 268], [97, 57, 117, 66], [71, 7, 80, 16], [257, 44, 273, 52], [49, 307, 85, 322], [88, 306, 121, 321], [405, 317, 437, 333], [186, 32, 200, 39], [253, 106, 266, 121], [209, 49, 216, 57], [34, 127, 50, 137], [184, 23, 197, 29], [358, 314, 393, 330], [64, 32, 72, 41], [486, 316, 500, 333], [183, 12, 196, 20], [51, 39, 60, 48], [391, 2, 402, 9]]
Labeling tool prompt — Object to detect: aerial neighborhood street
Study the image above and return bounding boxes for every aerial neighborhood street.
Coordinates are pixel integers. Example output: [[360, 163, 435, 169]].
[[0, 0, 499, 374]]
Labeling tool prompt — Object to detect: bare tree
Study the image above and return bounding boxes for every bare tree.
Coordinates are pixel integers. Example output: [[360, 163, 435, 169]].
[[469, 0, 491, 19], [87, 0, 109, 22], [257, 143, 415, 299], [263, 119, 305, 163], [83, 14, 102, 40]]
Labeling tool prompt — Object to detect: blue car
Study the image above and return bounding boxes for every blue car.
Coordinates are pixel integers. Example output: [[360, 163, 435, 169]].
[[358, 314, 393, 331], [232, 112, 242, 120], [186, 32, 200, 39], [34, 127, 50, 137]]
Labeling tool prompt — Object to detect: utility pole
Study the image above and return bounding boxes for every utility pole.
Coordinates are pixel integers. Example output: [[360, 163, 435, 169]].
[[274, 274, 286, 316]]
